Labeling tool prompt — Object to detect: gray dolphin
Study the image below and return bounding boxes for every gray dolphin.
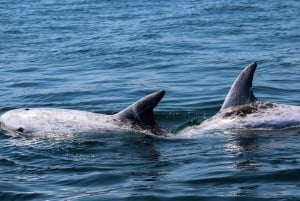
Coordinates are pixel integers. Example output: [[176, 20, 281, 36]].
[[181, 63, 300, 135], [0, 90, 166, 137]]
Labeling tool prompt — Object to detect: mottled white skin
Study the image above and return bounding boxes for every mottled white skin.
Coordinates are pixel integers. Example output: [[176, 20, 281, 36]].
[[179, 63, 300, 136], [0, 90, 166, 137], [0, 108, 167, 138], [0, 108, 138, 137], [180, 101, 300, 136]]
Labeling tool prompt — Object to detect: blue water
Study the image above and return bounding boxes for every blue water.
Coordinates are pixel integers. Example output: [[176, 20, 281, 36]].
[[1, 0, 300, 200]]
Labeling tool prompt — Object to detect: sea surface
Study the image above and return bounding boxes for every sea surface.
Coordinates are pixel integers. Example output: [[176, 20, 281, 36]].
[[1, 0, 300, 200]]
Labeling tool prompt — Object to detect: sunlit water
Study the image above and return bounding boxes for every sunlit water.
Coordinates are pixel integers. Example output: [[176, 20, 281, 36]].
[[1, 0, 300, 200]]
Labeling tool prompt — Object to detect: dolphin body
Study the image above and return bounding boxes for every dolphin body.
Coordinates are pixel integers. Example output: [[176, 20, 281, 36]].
[[181, 63, 300, 135], [0, 91, 166, 137]]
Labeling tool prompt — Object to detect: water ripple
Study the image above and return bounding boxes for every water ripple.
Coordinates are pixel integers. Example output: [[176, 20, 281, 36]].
[[1, 0, 300, 200]]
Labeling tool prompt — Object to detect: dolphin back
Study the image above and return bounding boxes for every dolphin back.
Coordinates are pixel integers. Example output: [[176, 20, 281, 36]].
[[221, 63, 257, 110], [117, 90, 165, 129]]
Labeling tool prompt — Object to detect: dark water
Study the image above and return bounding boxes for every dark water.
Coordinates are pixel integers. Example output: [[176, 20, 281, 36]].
[[1, 0, 300, 200]]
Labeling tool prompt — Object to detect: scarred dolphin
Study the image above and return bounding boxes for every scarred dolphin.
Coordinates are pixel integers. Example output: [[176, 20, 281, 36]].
[[181, 63, 300, 135], [0, 90, 166, 137]]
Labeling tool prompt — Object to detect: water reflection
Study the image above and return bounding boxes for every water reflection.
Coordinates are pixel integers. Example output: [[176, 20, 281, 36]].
[[224, 132, 261, 197], [224, 132, 260, 172], [120, 134, 168, 183], [236, 184, 259, 197]]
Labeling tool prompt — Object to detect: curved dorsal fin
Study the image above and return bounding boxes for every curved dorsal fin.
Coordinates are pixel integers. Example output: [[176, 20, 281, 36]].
[[221, 63, 257, 110], [117, 90, 165, 128]]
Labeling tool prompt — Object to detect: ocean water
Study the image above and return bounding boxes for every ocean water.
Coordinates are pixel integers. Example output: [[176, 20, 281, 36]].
[[1, 0, 300, 200]]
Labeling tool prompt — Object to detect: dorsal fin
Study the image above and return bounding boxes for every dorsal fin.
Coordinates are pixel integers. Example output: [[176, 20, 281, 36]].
[[221, 63, 257, 110], [117, 90, 165, 128]]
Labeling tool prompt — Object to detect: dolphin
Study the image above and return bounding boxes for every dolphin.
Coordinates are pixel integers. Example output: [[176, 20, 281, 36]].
[[180, 63, 300, 134], [0, 90, 166, 137]]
